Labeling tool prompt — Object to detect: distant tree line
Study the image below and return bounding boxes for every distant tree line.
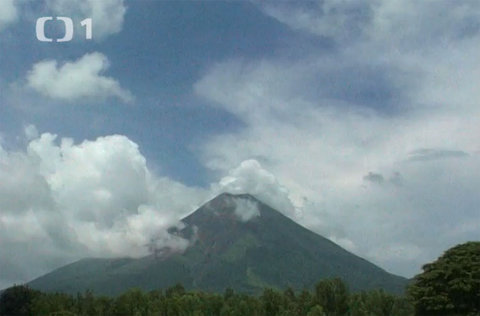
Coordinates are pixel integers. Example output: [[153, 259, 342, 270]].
[[1, 241, 478, 316], [0, 279, 413, 316]]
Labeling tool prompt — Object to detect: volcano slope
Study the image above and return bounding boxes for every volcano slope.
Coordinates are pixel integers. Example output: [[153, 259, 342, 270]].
[[27, 193, 408, 295]]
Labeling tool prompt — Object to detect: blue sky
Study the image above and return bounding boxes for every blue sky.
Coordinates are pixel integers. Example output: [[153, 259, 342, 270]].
[[1, 1, 294, 185], [1, 0, 480, 288]]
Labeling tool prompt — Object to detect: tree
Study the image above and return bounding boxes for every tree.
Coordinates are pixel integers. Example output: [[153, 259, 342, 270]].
[[112, 288, 149, 316], [349, 290, 406, 316], [165, 283, 186, 298], [297, 289, 314, 315], [261, 288, 284, 316], [223, 288, 234, 301], [307, 305, 326, 316], [0, 285, 40, 316], [281, 287, 298, 315], [314, 278, 349, 316], [30, 292, 76, 316], [408, 241, 480, 315]]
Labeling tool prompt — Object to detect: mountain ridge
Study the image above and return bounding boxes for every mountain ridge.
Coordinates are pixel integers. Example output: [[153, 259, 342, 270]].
[[26, 193, 408, 295]]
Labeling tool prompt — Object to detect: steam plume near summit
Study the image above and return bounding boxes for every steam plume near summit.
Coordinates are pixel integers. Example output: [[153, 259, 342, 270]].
[[230, 197, 260, 222]]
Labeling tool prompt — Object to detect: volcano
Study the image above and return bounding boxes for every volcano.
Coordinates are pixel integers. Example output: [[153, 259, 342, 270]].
[[27, 193, 408, 295]]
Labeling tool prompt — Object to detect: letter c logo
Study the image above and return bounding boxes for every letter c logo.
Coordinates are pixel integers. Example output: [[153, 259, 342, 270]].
[[36, 17, 53, 42]]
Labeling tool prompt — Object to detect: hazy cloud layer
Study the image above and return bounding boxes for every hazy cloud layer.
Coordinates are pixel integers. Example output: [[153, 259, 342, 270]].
[[26, 52, 133, 103], [260, 0, 372, 40], [194, 0, 480, 277]]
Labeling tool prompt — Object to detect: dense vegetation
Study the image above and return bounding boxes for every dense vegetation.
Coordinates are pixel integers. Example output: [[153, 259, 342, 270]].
[[408, 241, 480, 315], [0, 278, 413, 316]]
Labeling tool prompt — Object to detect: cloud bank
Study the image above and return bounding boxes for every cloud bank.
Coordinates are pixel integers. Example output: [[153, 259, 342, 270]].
[[0, 129, 206, 288]]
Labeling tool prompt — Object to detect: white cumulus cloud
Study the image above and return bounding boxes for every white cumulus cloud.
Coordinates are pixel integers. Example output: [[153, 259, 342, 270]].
[[0, 130, 207, 288], [26, 52, 133, 103]]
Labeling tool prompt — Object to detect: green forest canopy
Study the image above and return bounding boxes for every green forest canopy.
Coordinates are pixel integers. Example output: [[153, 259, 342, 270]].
[[408, 241, 480, 315]]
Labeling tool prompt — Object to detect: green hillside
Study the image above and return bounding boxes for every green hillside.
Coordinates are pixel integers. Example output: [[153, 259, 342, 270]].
[[27, 193, 407, 296]]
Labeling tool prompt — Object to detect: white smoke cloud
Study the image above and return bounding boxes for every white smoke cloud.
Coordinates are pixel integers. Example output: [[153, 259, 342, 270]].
[[26, 52, 133, 103], [229, 196, 260, 222], [214, 159, 298, 218]]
